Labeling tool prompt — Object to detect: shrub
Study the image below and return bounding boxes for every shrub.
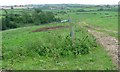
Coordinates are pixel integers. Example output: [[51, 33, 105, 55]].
[[2, 9, 61, 30], [2, 27, 98, 63], [97, 8, 104, 11], [2, 16, 19, 30], [77, 9, 86, 12], [22, 28, 97, 57]]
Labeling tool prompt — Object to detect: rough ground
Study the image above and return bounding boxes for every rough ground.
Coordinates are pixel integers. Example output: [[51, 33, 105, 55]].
[[32, 26, 69, 32], [88, 29, 119, 69]]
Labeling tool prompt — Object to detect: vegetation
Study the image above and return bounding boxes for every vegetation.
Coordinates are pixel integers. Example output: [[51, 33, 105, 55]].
[[1, 4, 118, 70], [1, 9, 61, 30], [2, 23, 116, 70]]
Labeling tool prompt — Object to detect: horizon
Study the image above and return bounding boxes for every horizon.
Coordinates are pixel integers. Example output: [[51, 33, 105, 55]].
[[0, 0, 120, 6], [1, 3, 119, 6]]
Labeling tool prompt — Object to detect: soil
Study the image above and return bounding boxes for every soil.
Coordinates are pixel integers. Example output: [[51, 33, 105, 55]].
[[81, 22, 119, 69], [87, 28, 119, 69], [32, 26, 69, 32]]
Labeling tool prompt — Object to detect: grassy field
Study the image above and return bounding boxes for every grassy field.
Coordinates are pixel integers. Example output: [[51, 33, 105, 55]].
[[58, 11, 118, 38], [1, 6, 118, 70], [59, 11, 118, 30], [2, 23, 116, 70]]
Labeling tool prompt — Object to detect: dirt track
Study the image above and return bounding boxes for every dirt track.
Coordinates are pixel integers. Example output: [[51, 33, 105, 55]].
[[81, 21, 119, 69], [88, 29, 119, 69], [33, 24, 119, 69]]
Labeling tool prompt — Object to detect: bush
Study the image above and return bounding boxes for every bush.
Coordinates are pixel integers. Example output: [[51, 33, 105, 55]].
[[2, 27, 98, 62], [105, 13, 109, 15], [23, 29, 97, 57], [77, 9, 86, 12], [97, 8, 104, 11], [2, 9, 61, 30], [2, 16, 19, 30]]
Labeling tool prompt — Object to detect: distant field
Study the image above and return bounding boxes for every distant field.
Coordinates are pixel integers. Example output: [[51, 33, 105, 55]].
[[59, 11, 118, 30], [58, 10, 118, 38]]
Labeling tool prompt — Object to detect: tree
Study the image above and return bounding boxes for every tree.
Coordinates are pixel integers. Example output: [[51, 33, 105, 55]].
[[2, 8, 61, 30], [11, 6, 14, 9], [97, 8, 104, 11], [34, 8, 42, 13]]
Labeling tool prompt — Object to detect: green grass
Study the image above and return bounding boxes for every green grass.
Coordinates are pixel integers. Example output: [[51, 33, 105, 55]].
[[0, 31, 1, 70], [58, 11, 118, 38], [2, 48, 116, 70], [59, 11, 118, 31], [2, 22, 117, 70], [1, 7, 118, 70]]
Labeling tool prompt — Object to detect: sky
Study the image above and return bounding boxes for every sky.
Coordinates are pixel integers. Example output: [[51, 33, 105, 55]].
[[0, 0, 120, 6]]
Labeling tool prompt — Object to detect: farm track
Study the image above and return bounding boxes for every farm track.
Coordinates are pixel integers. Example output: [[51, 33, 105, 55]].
[[87, 28, 119, 69], [79, 22, 119, 69]]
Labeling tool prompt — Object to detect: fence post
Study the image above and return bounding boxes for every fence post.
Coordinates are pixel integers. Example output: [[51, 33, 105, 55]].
[[68, 15, 74, 47]]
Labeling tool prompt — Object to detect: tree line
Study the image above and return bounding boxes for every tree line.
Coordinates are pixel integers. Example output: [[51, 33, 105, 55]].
[[1, 9, 61, 30]]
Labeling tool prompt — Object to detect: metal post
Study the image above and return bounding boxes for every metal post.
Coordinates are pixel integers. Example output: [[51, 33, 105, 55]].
[[68, 15, 74, 46]]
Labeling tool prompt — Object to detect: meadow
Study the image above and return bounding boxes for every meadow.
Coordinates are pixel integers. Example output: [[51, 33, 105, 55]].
[[70, 11, 118, 38], [2, 23, 116, 70], [1, 5, 118, 70]]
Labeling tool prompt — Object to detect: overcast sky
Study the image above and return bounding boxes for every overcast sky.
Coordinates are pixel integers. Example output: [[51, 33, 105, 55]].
[[0, 0, 120, 6]]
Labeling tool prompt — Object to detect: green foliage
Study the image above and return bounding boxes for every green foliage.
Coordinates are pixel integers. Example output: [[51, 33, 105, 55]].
[[2, 27, 97, 61], [77, 9, 86, 12], [97, 8, 104, 11], [2, 9, 61, 30], [2, 23, 116, 70], [2, 15, 19, 30], [57, 11, 67, 15], [1, 5, 118, 69], [34, 8, 42, 13]]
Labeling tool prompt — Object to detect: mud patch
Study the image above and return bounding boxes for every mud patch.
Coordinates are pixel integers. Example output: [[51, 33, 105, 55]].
[[32, 26, 69, 32]]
